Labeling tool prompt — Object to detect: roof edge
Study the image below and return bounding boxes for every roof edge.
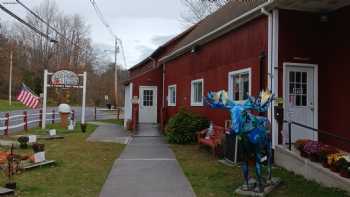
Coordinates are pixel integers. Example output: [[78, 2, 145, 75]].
[[159, 0, 276, 64], [128, 24, 197, 71]]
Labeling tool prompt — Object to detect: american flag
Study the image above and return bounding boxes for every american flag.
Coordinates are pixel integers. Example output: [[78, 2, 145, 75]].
[[16, 84, 40, 109]]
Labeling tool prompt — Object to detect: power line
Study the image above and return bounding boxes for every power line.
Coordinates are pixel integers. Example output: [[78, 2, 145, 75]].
[[89, 0, 128, 68], [14, 0, 83, 51], [0, 2, 56, 42]]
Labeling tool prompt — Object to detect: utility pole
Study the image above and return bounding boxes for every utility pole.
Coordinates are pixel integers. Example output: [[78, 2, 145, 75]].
[[114, 37, 119, 108], [8, 48, 13, 106]]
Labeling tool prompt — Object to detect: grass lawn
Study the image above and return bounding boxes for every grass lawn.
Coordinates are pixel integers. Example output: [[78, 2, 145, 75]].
[[171, 145, 348, 197], [0, 99, 28, 112], [0, 123, 125, 197]]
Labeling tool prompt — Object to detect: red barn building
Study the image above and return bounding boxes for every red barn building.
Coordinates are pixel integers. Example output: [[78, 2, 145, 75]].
[[124, 0, 350, 151]]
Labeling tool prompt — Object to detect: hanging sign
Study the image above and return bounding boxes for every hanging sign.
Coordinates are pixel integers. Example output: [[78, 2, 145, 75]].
[[50, 70, 79, 87]]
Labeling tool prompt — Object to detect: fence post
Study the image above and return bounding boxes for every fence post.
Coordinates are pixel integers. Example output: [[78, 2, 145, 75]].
[[23, 111, 28, 131], [4, 113, 9, 136], [52, 110, 55, 124], [94, 106, 97, 121], [72, 110, 75, 123], [288, 121, 292, 151], [39, 110, 43, 127], [117, 107, 120, 120]]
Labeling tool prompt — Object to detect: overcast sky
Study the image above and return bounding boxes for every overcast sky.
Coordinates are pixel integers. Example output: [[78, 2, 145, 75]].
[[0, 0, 187, 68]]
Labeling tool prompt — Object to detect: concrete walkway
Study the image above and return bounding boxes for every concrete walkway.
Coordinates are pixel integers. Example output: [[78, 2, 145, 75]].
[[99, 124, 196, 197], [87, 122, 131, 144]]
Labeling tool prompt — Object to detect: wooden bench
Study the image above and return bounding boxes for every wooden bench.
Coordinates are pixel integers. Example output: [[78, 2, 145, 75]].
[[197, 126, 226, 156]]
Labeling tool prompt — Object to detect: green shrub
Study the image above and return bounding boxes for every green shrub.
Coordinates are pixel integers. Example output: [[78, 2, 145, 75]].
[[165, 108, 210, 144]]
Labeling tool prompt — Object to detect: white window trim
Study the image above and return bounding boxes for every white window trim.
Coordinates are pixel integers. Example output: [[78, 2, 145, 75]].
[[168, 84, 176, 107], [191, 78, 204, 106], [228, 68, 252, 101]]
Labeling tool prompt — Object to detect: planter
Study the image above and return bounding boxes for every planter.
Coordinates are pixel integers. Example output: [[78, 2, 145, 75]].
[[309, 154, 320, 163], [340, 170, 350, 178], [300, 151, 308, 158], [322, 161, 329, 168], [330, 166, 339, 173], [80, 124, 87, 133], [5, 182, 16, 189], [32, 143, 45, 153]]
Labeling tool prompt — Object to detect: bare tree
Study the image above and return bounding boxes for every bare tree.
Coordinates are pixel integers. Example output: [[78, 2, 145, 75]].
[[180, 0, 256, 25]]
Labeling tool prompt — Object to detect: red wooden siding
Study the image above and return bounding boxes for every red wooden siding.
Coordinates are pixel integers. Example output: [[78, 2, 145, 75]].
[[278, 7, 350, 150], [164, 16, 268, 127], [130, 67, 163, 124]]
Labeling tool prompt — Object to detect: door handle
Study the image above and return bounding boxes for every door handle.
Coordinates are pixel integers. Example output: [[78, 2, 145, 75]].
[[309, 105, 314, 111]]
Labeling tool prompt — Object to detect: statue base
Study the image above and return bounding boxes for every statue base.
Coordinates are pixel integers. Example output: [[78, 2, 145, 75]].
[[234, 177, 281, 197]]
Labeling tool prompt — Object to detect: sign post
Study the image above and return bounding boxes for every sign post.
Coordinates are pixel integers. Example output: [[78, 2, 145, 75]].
[[42, 70, 48, 129], [41, 69, 87, 131], [81, 72, 87, 125]]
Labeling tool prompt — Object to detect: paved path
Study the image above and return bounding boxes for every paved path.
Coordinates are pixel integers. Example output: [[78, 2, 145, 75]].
[[99, 124, 196, 197], [87, 122, 131, 144]]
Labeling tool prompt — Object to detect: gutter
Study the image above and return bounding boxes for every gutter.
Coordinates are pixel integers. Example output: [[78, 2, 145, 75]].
[[261, 2, 278, 148], [159, 0, 276, 63]]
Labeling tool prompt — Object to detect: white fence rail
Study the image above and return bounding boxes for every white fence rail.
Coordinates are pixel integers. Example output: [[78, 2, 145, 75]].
[[94, 107, 123, 121], [0, 110, 76, 135]]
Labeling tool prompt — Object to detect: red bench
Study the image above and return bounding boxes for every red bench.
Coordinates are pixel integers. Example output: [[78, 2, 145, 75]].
[[197, 126, 226, 156]]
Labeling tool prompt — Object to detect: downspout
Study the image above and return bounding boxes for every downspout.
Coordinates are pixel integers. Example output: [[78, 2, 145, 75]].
[[261, 6, 275, 148], [161, 63, 166, 130]]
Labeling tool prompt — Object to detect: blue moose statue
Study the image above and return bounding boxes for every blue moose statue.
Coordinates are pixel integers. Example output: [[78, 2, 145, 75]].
[[206, 90, 274, 192]]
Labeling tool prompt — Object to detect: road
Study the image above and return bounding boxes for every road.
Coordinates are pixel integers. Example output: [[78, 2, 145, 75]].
[[0, 106, 122, 134]]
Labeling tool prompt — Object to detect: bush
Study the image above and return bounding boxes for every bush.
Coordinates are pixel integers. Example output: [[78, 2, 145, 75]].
[[165, 108, 209, 144]]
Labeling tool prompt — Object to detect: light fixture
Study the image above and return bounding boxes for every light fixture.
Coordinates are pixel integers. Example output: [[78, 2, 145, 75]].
[[191, 45, 199, 53]]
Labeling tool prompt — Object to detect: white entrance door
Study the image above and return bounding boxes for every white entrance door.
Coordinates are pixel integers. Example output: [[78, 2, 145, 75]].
[[284, 64, 317, 143], [139, 86, 157, 123]]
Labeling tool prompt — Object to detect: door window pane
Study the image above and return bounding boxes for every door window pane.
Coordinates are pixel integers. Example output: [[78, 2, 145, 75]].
[[143, 90, 153, 106], [288, 71, 307, 107]]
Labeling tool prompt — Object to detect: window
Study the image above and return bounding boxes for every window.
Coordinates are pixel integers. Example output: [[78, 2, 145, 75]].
[[191, 79, 204, 106], [168, 85, 176, 106], [228, 68, 251, 101], [143, 90, 153, 106], [289, 71, 307, 106]]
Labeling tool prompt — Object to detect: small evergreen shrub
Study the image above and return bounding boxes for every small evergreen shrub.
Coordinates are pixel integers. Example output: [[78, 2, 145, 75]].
[[165, 108, 209, 144]]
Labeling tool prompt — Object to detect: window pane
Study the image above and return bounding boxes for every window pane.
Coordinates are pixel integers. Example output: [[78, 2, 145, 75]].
[[296, 72, 301, 82], [232, 72, 249, 100], [192, 81, 203, 103], [242, 73, 249, 100], [302, 72, 307, 83], [290, 72, 295, 83], [296, 95, 301, 106], [302, 96, 307, 106]]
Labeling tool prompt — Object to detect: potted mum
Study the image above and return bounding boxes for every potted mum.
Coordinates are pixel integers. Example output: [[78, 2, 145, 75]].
[[319, 145, 339, 168], [303, 141, 322, 162], [17, 136, 29, 149], [295, 139, 311, 157]]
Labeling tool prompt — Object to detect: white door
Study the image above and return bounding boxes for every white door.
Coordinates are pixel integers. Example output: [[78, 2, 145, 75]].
[[284, 64, 317, 143], [139, 86, 157, 123]]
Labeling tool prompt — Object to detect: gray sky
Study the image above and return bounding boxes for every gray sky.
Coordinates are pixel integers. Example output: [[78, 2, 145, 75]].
[[1, 0, 187, 68]]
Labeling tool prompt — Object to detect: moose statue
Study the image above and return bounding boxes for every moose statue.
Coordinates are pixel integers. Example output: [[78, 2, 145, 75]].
[[206, 90, 280, 194]]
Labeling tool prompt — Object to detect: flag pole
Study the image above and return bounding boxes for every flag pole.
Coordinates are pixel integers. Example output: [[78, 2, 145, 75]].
[[8, 49, 13, 106]]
